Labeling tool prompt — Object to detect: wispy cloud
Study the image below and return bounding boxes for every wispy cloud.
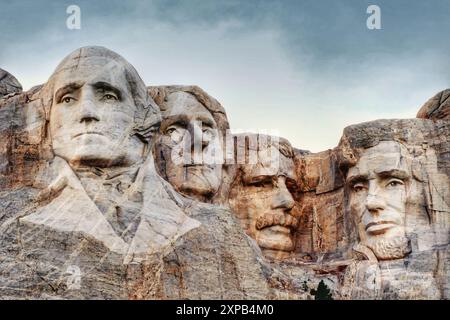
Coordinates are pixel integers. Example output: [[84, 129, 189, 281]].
[[1, 0, 448, 151]]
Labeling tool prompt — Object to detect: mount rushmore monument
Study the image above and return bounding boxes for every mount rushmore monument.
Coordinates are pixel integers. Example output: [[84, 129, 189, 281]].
[[0, 47, 448, 299]]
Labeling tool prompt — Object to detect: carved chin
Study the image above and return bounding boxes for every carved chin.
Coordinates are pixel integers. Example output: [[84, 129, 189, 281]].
[[66, 147, 122, 167], [256, 227, 294, 252], [366, 235, 411, 260], [54, 139, 117, 165], [175, 171, 220, 198]]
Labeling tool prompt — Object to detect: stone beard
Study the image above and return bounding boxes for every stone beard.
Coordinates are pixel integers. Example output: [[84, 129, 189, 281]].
[[366, 232, 410, 261], [346, 141, 415, 260]]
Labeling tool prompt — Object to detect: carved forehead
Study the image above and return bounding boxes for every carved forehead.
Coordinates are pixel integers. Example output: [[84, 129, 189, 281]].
[[242, 147, 296, 181], [163, 91, 214, 120], [47, 47, 145, 100], [347, 141, 411, 178], [51, 60, 131, 97], [53, 47, 129, 71]]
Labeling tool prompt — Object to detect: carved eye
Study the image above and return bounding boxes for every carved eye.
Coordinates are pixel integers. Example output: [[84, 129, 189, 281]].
[[166, 127, 177, 135], [286, 179, 298, 193], [253, 181, 270, 188], [104, 94, 117, 101], [165, 125, 185, 143], [202, 124, 212, 133], [386, 179, 404, 188], [202, 128, 214, 141], [352, 183, 366, 193], [250, 177, 273, 188], [62, 96, 75, 104]]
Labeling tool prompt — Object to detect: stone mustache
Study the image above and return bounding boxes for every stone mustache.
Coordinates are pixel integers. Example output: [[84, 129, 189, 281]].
[[0, 46, 448, 299]]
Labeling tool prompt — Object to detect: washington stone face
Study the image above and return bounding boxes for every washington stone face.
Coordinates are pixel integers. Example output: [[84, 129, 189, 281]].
[[0, 47, 448, 299]]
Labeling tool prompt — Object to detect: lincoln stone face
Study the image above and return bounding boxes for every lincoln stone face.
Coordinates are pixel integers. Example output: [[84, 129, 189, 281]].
[[48, 51, 146, 168], [346, 141, 413, 260], [229, 136, 299, 254], [155, 90, 223, 201]]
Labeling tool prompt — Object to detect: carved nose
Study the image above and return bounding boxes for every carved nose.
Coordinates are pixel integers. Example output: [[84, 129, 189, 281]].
[[188, 122, 208, 149], [189, 122, 203, 147], [79, 100, 99, 123], [271, 178, 295, 211], [186, 122, 207, 165], [365, 181, 386, 214], [365, 193, 386, 214], [80, 113, 99, 123]]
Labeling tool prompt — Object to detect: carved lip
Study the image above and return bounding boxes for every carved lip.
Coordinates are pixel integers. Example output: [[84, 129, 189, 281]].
[[365, 221, 397, 233], [266, 225, 291, 235], [72, 131, 104, 139]]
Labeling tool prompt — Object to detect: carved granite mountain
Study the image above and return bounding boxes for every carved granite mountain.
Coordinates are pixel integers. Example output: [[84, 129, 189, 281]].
[[417, 89, 450, 120], [0, 47, 315, 299], [0, 69, 22, 99], [0, 47, 448, 299]]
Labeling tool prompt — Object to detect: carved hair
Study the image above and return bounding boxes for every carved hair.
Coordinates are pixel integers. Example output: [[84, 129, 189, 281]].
[[148, 85, 229, 136], [40, 46, 161, 143], [265, 136, 295, 159], [233, 133, 295, 160], [416, 88, 450, 120], [229, 133, 295, 189]]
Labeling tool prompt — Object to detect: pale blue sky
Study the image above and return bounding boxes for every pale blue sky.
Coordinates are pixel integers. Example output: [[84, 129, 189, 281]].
[[1, 0, 449, 151]]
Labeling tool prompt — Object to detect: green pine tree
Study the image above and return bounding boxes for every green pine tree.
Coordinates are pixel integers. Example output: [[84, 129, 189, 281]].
[[310, 280, 333, 300]]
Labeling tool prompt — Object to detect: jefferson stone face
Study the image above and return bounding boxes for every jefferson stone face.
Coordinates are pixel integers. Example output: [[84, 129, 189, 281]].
[[346, 141, 412, 260], [156, 91, 223, 201]]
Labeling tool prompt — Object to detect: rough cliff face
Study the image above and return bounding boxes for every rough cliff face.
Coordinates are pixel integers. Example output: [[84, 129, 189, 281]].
[[417, 89, 450, 120], [0, 69, 22, 99], [0, 47, 448, 300]]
